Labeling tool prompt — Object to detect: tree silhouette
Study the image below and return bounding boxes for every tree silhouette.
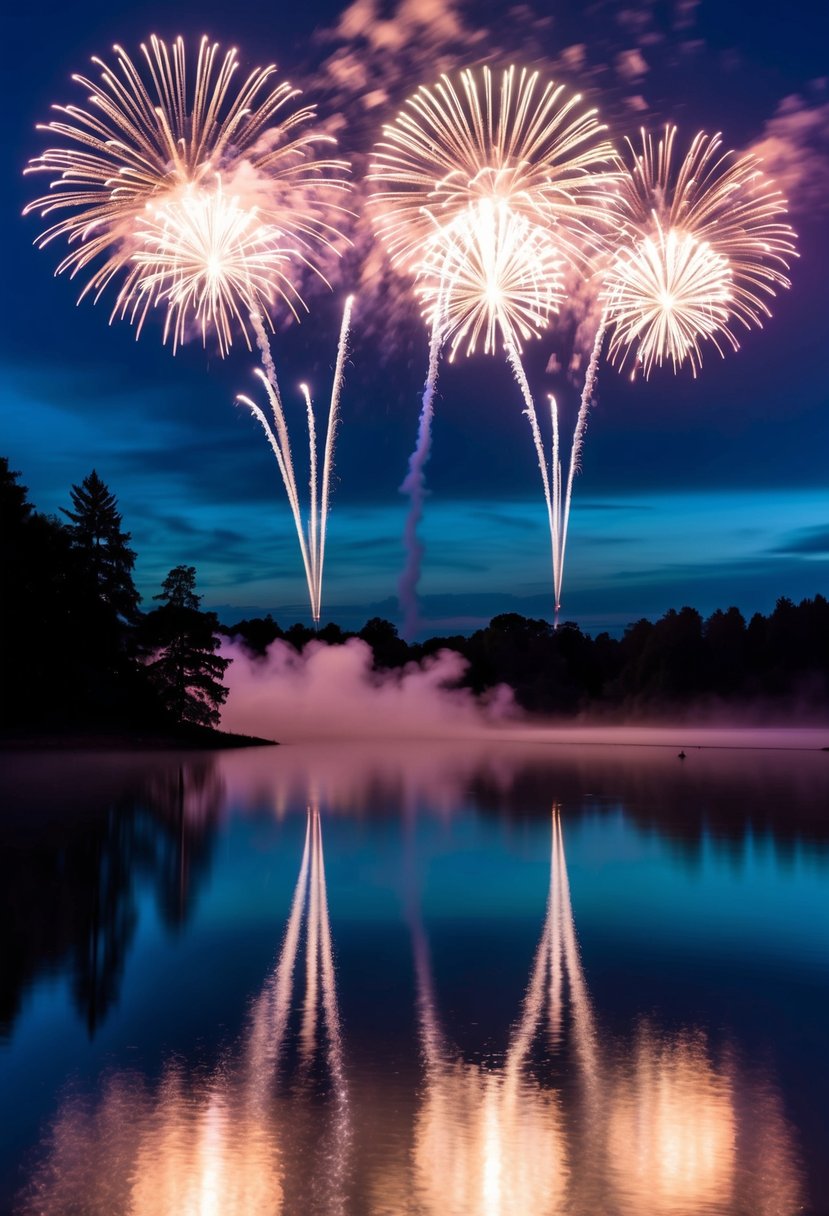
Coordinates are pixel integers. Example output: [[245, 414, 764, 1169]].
[[62, 470, 140, 625], [141, 566, 231, 727], [0, 460, 76, 724], [56, 470, 145, 720]]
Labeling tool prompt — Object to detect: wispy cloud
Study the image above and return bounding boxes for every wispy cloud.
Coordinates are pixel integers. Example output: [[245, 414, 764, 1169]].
[[771, 525, 829, 556], [615, 48, 649, 83], [749, 85, 829, 213]]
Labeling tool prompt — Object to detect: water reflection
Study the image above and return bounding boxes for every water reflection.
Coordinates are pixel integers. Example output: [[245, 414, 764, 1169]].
[[2, 741, 820, 1214], [402, 812, 580, 1216], [217, 737, 829, 850], [0, 756, 223, 1037], [19, 806, 349, 1216], [394, 811, 802, 1216]]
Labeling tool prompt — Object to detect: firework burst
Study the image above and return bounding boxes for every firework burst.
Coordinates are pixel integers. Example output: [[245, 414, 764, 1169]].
[[125, 179, 306, 353], [604, 225, 733, 376], [550, 125, 797, 624], [605, 126, 797, 377], [416, 199, 565, 361], [24, 34, 349, 348], [369, 64, 619, 275], [369, 63, 613, 636]]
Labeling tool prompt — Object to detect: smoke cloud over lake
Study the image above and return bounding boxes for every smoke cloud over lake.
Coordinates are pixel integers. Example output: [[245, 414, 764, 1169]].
[[220, 637, 516, 741]]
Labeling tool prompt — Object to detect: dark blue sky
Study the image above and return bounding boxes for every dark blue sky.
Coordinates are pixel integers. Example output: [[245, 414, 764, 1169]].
[[2, 0, 827, 635]]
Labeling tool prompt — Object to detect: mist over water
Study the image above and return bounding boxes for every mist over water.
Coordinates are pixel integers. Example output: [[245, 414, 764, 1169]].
[[220, 637, 516, 740], [220, 635, 829, 749]]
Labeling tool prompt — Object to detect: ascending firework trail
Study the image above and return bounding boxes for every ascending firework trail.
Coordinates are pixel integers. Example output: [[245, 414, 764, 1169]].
[[550, 124, 796, 620], [370, 64, 618, 635], [24, 34, 353, 620], [239, 296, 355, 624]]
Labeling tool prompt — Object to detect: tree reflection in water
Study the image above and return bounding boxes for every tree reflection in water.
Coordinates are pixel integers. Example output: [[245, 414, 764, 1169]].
[[19, 807, 349, 1216], [0, 757, 224, 1037]]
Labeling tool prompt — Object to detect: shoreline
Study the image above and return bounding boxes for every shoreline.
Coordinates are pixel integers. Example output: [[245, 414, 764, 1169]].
[[0, 726, 277, 751], [2, 723, 827, 754], [486, 723, 829, 753]]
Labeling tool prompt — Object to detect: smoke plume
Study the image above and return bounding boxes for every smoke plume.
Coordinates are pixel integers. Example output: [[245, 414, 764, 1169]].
[[220, 637, 516, 741]]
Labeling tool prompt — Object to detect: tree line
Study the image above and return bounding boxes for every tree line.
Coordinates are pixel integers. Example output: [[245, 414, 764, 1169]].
[[3, 455, 827, 731], [1, 458, 229, 733], [226, 602, 829, 719]]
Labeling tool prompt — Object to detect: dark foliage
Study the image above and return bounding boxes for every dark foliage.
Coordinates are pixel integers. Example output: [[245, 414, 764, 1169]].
[[0, 461, 230, 734], [140, 566, 230, 728], [0, 755, 223, 1037], [62, 470, 141, 626], [3, 454, 827, 731], [225, 596, 829, 718], [1, 460, 79, 724]]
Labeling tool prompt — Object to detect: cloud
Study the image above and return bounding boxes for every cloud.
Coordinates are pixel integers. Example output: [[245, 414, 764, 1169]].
[[673, 0, 700, 30], [771, 525, 829, 556], [559, 44, 588, 73], [749, 87, 829, 213], [220, 636, 516, 740], [615, 49, 649, 83]]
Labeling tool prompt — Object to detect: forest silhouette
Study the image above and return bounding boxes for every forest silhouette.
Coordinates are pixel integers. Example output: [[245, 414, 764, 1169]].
[[2, 455, 828, 732]]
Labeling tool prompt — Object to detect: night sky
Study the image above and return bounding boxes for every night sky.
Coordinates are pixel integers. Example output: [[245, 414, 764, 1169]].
[[2, 0, 827, 636]]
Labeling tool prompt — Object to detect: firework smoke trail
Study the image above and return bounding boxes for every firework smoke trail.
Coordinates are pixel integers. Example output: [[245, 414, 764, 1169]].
[[251, 308, 282, 392], [371, 67, 617, 634], [398, 319, 443, 640], [238, 296, 354, 624], [317, 295, 355, 621]]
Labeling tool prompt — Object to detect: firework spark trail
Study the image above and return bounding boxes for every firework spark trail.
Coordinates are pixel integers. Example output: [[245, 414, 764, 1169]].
[[399, 320, 443, 639], [504, 338, 557, 612], [247, 814, 312, 1093], [301, 802, 321, 1066], [239, 296, 354, 624], [301, 383, 320, 609], [550, 128, 796, 621], [239, 378, 316, 612], [402, 201, 564, 631], [317, 295, 355, 621], [249, 310, 305, 532], [556, 317, 607, 617], [371, 66, 615, 634], [549, 395, 562, 623]]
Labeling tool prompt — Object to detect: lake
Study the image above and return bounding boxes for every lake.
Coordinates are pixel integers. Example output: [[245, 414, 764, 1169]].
[[1, 733, 827, 1215]]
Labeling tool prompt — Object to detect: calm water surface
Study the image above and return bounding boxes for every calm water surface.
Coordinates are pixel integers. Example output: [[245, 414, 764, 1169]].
[[1, 737, 827, 1215]]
